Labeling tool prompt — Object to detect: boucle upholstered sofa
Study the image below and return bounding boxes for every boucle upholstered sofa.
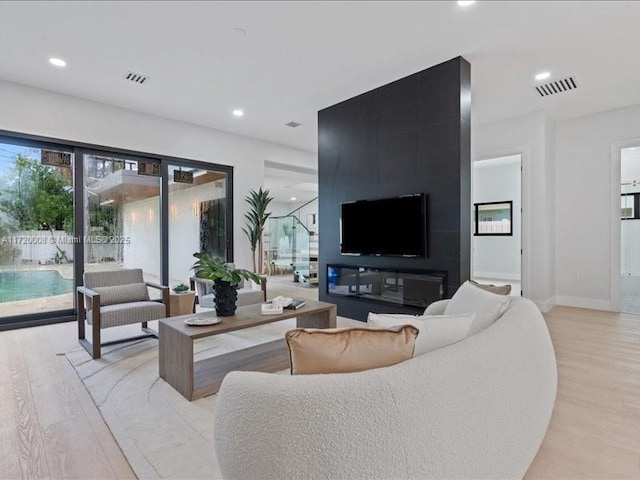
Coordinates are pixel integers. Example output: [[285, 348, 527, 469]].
[[214, 296, 557, 480]]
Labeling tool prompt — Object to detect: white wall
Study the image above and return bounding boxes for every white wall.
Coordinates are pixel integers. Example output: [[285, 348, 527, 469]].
[[555, 104, 640, 310], [0, 79, 315, 271], [8, 230, 74, 263], [121, 181, 226, 284], [122, 196, 161, 280], [473, 157, 521, 280], [167, 182, 227, 284], [473, 111, 555, 311]]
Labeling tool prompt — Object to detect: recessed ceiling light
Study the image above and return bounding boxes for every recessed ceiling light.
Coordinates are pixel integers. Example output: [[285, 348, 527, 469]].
[[232, 109, 244, 117], [290, 197, 297, 201], [230, 27, 247, 37], [49, 57, 66, 67], [457, 1, 476, 6], [535, 71, 551, 81]]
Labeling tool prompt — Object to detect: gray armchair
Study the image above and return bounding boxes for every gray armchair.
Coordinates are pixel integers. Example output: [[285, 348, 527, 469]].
[[190, 264, 266, 310], [77, 268, 169, 359]]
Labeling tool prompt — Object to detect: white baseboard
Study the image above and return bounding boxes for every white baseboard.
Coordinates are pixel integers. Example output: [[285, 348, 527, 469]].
[[554, 295, 614, 312], [533, 296, 557, 313], [473, 272, 521, 281]]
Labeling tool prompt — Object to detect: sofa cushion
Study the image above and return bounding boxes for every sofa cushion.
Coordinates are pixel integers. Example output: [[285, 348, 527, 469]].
[[367, 312, 474, 356], [93, 282, 150, 306], [444, 281, 511, 335], [285, 325, 419, 375], [470, 279, 512, 295]]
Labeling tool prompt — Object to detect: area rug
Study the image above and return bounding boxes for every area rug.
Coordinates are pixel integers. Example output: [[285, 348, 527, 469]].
[[66, 317, 359, 479]]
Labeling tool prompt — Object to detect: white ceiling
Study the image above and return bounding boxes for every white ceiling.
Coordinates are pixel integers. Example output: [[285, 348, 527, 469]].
[[264, 162, 318, 203], [1, 1, 640, 155]]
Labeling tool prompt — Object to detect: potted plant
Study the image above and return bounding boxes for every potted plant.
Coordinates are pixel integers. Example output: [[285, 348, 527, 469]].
[[242, 188, 273, 274], [172, 283, 190, 294], [191, 252, 264, 316]]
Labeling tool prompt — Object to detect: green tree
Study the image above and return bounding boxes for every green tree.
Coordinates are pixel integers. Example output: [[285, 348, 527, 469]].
[[0, 154, 73, 261]]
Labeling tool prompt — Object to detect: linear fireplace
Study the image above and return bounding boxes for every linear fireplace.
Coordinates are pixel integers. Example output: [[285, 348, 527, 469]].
[[327, 264, 446, 309]]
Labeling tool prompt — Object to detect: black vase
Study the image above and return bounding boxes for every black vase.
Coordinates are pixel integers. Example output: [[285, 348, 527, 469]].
[[213, 279, 238, 316]]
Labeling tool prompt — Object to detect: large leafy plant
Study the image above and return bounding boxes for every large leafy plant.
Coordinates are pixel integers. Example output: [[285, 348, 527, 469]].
[[191, 252, 263, 286], [242, 188, 273, 273]]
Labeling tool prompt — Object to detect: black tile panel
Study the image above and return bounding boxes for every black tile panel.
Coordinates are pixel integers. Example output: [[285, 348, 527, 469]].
[[319, 56, 471, 321], [375, 75, 421, 114], [418, 120, 461, 153]]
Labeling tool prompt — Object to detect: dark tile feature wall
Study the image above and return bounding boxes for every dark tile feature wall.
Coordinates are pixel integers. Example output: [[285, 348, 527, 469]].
[[318, 56, 471, 321]]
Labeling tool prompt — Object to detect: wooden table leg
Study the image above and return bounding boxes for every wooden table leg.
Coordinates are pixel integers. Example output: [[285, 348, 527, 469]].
[[296, 304, 336, 329], [159, 322, 195, 400]]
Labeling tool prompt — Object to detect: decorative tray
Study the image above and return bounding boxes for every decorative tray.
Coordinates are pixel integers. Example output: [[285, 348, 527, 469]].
[[184, 317, 221, 326]]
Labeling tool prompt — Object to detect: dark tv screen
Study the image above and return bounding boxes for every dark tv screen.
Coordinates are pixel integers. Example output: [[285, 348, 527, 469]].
[[340, 194, 427, 256]]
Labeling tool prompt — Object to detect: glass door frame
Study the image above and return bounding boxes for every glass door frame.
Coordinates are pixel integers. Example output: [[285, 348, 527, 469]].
[[0, 129, 234, 330], [162, 158, 234, 286], [0, 133, 78, 328]]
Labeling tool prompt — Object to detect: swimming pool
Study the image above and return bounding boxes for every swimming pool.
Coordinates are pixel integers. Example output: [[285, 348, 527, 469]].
[[0, 270, 74, 302]]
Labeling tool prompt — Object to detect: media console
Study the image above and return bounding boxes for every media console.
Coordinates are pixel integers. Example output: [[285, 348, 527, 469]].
[[327, 264, 446, 309]]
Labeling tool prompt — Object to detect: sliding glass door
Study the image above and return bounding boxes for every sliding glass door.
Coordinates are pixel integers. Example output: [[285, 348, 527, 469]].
[[0, 130, 233, 328], [0, 139, 75, 317], [83, 153, 161, 296], [167, 164, 229, 286]]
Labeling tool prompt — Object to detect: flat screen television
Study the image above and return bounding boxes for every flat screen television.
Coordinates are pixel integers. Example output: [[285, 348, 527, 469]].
[[340, 194, 427, 257]]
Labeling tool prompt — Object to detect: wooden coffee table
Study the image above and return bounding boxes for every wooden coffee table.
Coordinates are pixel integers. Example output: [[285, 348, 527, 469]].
[[158, 300, 336, 400]]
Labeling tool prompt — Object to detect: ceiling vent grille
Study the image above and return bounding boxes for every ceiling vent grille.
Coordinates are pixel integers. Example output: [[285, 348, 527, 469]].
[[285, 121, 302, 128], [534, 76, 578, 97], [124, 71, 150, 85]]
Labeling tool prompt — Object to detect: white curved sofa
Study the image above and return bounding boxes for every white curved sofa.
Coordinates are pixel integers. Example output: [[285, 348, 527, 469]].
[[214, 296, 557, 480]]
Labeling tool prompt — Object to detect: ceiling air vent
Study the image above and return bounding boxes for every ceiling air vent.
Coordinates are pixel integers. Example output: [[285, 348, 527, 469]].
[[124, 71, 150, 85], [285, 121, 302, 128], [534, 76, 578, 97]]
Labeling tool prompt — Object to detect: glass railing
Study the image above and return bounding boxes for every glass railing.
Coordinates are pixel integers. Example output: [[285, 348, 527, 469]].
[[264, 213, 318, 286]]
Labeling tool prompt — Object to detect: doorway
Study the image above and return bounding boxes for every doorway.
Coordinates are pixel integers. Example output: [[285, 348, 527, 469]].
[[472, 154, 522, 296], [619, 146, 640, 314]]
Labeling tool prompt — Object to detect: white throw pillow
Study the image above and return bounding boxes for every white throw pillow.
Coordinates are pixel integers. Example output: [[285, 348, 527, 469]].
[[443, 281, 511, 335], [367, 312, 475, 356]]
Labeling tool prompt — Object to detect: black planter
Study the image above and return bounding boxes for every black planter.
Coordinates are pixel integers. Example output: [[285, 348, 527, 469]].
[[213, 279, 238, 316]]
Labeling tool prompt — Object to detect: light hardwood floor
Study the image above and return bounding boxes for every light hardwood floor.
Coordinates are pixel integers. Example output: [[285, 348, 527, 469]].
[[2, 287, 640, 479]]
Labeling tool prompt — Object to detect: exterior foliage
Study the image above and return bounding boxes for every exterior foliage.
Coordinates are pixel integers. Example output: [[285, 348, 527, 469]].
[[0, 154, 73, 262]]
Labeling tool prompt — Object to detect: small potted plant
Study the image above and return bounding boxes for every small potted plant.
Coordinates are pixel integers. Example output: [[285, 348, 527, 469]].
[[191, 252, 264, 316], [172, 283, 190, 294]]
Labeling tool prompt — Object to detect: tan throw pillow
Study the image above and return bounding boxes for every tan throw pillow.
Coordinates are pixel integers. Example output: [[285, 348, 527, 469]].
[[470, 279, 512, 295], [285, 325, 419, 375]]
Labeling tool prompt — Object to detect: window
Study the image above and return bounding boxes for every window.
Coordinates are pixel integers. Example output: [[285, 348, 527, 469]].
[[474, 201, 513, 236]]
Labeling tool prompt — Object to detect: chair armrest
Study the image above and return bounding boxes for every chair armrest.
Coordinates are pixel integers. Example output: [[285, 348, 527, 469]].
[[77, 286, 100, 299], [77, 286, 100, 322], [146, 282, 170, 314], [145, 281, 169, 292]]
